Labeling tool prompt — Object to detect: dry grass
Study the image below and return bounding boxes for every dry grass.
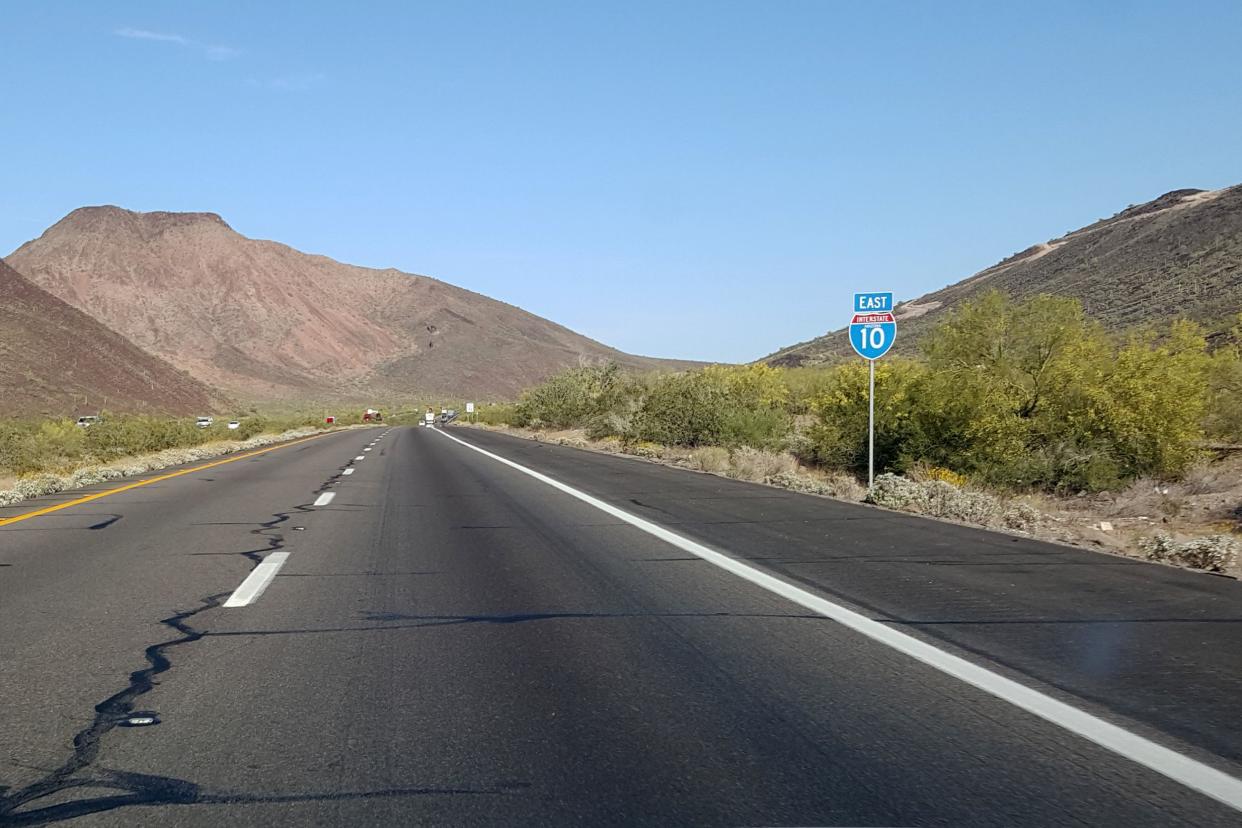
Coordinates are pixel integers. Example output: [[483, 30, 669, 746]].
[[728, 448, 798, 483], [1178, 462, 1239, 496], [689, 446, 731, 473]]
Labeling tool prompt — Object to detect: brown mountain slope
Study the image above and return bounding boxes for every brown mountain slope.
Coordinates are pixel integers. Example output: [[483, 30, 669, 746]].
[[0, 259, 225, 417], [7, 207, 700, 401], [765, 184, 1242, 366]]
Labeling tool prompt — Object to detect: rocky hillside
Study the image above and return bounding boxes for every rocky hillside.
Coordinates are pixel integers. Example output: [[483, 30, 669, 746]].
[[7, 207, 699, 400], [0, 258, 225, 417], [765, 185, 1242, 365]]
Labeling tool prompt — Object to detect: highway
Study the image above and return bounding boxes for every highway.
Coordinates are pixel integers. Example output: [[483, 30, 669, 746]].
[[1, 424, 1240, 826]]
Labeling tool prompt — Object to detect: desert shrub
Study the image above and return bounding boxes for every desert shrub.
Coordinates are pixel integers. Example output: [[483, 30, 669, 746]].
[[622, 441, 663, 458], [719, 406, 790, 452], [1002, 502, 1041, 531], [866, 473, 1001, 526], [907, 462, 969, 487], [0, 419, 89, 475], [585, 411, 631, 440], [0, 413, 326, 478], [515, 363, 631, 429], [804, 358, 925, 471], [729, 447, 797, 482], [625, 365, 792, 449], [475, 403, 521, 426], [807, 293, 1213, 491], [1082, 322, 1210, 480], [84, 416, 204, 461], [1205, 316, 1242, 442], [235, 416, 270, 440], [15, 474, 65, 499], [689, 446, 731, 473], [632, 371, 727, 446], [866, 473, 928, 511], [766, 469, 866, 500], [1140, 534, 1239, 572]]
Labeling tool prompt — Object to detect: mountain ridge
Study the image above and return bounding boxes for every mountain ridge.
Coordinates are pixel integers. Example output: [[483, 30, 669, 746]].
[[764, 184, 1242, 365], [8, 206, 700, 401]]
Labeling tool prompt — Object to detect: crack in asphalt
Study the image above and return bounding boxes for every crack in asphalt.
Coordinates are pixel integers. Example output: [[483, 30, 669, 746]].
[[0, 595, 222, 824], [0, 457, 353, 825]]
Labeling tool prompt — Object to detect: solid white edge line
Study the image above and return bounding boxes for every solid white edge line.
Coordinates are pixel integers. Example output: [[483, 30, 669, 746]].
[[342, 468, 355, 475], [431, 426, 1242, 812], [313, 492, 335, 506], [222, 552, 290, 608]]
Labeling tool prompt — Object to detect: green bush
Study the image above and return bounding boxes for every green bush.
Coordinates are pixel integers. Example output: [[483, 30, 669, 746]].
[[514, 363, 632, 429], [473, 293, 1219, 494], [632, 365, 790, 448], [1205, 315, 1242, 442], [805, 292, 1213, 491], [477, 403, 522, 426]]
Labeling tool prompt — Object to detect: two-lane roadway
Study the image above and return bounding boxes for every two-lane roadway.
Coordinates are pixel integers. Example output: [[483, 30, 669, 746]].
[[1, 425, 1240, 826]]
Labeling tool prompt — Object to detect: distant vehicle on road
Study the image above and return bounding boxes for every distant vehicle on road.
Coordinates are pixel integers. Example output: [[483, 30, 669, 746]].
[[196, 416, 214, 428], [363, 408, 383, 422], [75, 415, 99, 428], [227, 420, 241, 430], [424, 409, 435, 427]]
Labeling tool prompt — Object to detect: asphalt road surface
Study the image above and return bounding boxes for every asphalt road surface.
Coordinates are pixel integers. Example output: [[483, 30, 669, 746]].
[[1, 425, 1240, 826]]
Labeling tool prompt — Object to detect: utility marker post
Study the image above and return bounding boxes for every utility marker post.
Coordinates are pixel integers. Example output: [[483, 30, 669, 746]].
[[849, 292, 896, 491]]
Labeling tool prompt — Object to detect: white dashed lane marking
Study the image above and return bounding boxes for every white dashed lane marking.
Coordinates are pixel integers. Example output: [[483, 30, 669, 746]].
[[222, 552, 289, 608]]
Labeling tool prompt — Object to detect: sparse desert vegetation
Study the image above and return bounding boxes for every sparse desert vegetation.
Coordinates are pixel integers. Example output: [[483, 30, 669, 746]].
[[463, 292, 1242, 574], [0, 412, 364, 507]]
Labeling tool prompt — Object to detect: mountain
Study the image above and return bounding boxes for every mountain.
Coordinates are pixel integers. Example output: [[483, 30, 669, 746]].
[[0, 258, 224, 417], [6, 207, 699, 401], [764, 185, 1242, 366]]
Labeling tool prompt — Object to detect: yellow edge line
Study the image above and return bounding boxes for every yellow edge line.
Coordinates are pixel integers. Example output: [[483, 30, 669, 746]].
[[0, 431, 338, 528]]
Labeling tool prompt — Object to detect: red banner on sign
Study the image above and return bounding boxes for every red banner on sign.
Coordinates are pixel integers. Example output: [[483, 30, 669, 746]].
[[851, 312, 895, 325]]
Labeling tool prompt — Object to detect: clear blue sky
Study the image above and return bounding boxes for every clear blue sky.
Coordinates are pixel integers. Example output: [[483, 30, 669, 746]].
[[3, 2, 1239, 362]]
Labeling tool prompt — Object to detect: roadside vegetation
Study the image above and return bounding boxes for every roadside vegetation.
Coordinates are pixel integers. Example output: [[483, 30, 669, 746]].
[[0, 411, 381, 510], [0, 412, 350, 478], [465, 291, 1242, 573]]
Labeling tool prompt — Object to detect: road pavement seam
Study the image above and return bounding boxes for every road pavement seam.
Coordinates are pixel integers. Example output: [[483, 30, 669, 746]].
[[432, 425, 1242, 813]]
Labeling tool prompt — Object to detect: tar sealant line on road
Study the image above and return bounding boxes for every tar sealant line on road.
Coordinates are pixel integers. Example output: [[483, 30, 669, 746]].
[[222, 552, 290, 608], [430, 426, 1242, 813], [313, 492, 336, 507]]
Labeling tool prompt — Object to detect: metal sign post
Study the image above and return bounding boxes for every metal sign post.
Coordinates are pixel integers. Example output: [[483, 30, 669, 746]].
[[849, 292, 896, 490], [869, 358, 875, 489]]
